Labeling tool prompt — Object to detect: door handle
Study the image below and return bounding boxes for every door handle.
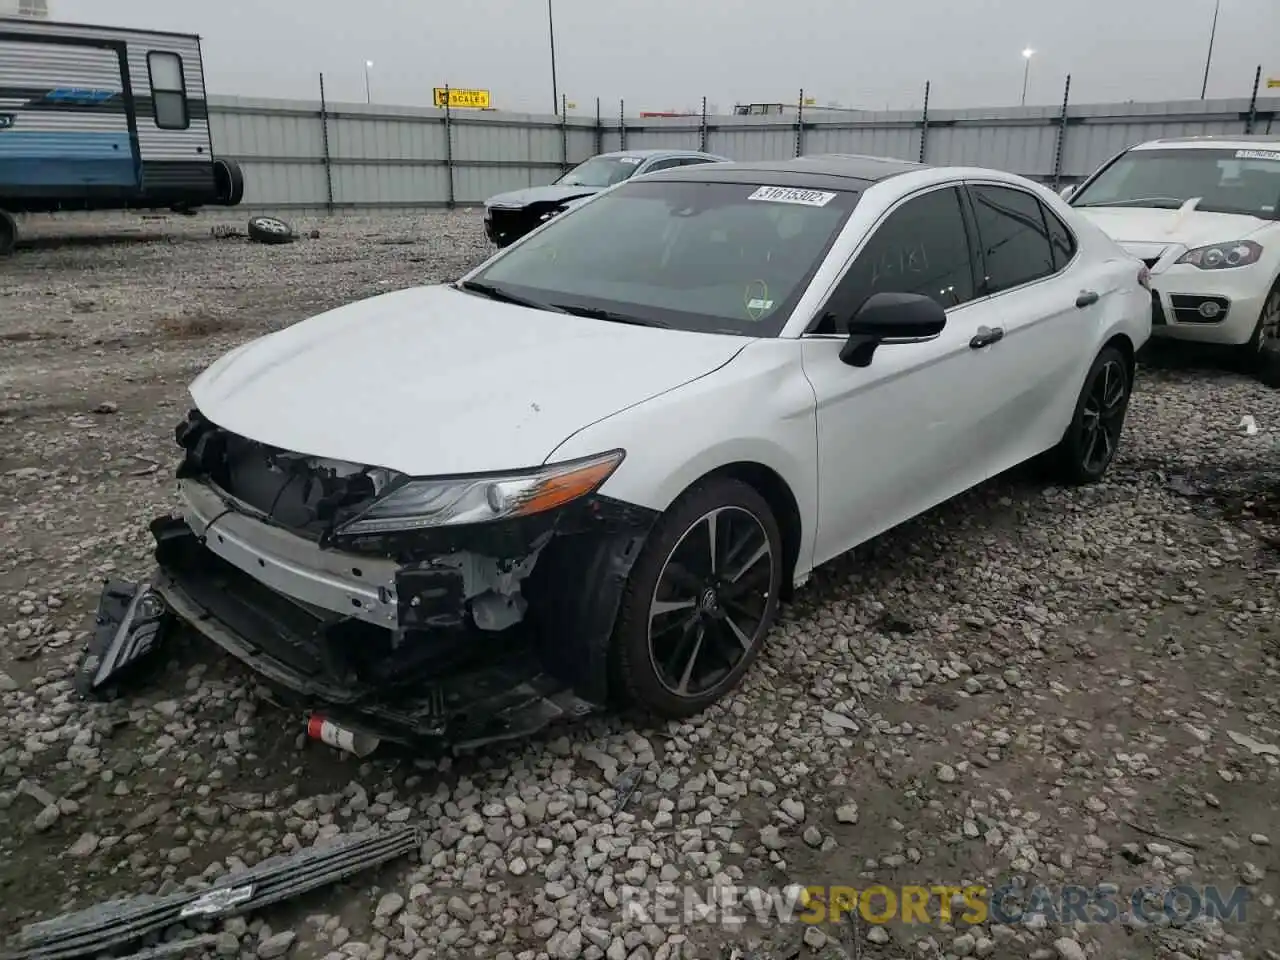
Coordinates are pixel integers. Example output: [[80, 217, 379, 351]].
[[1075, 290, 1099, 308], [969, 326, 1005, 349]]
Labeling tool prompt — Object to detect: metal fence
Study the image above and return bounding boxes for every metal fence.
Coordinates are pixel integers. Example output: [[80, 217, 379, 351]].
[[209, 71, 1280, 213]]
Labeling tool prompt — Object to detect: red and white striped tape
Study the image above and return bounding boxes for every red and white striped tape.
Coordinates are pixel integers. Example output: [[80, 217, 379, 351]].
[[306, 714, 380, 757]]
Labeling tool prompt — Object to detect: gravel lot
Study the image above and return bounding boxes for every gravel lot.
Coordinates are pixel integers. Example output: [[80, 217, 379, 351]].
[[1, 210, 1278, 960]]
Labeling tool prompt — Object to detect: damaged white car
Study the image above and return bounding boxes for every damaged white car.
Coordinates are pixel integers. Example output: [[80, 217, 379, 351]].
[[82, 155, 1152, 752]]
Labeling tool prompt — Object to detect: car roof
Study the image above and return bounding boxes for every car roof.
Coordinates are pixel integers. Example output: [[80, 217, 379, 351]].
[[635, 153, 929, 191], [1132, 134, 1280, 151], [595, 148, 723, 160]]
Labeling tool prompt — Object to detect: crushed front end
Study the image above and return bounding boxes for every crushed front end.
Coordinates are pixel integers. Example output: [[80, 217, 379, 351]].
[[128, 409, 657, 749]]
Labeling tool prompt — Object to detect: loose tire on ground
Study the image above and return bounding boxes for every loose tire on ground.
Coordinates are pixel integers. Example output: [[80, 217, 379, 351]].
[[609, 477, 783, 719], [247, 215, 294, 245], [1050, 345, 1132, 485], [0, 210, 16, 257], [213, 158, 246, 207]]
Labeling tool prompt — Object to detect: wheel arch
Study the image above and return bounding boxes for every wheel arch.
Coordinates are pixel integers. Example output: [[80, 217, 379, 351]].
[[1102, 331, 1136, 384], [678, 460, 804, 601]]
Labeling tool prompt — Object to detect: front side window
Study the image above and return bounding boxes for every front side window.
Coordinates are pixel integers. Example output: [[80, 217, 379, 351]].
[[1070, 147, 1280, 219], [471, 179, 860, 336], [818, 186, 976, 330], [555, 156, 643, 188], [147, 51, 188, 130], [968, 184, 1055, 295]]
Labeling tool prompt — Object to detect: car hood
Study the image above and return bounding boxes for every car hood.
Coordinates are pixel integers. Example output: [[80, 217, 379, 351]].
[[1073, 206, 1270, 256], [485, 184, 603, 209], [189, 285, 747, 477]]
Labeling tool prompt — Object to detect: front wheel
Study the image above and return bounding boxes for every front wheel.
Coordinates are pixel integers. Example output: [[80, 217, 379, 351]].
[[1051, 345, 1132, 485], [1238, 280, 1280, 376], [610, 478, 783, 719]]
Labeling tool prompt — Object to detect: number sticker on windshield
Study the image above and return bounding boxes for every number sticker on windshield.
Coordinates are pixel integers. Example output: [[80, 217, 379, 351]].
[[1235, 149, 1280, 162], [748, 186, 837, 207], [618, 157, 642, 165]]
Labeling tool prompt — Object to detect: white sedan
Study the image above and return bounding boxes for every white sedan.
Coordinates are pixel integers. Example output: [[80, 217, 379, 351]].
[[1066, 135, 1280, 366], [117, 155, 1152, 747]]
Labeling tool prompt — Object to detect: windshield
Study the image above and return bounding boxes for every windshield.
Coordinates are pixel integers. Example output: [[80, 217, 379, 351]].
[[468, 179, 860, 336], [555, 156, 645, 187], [1071, 147, 1280, 218]]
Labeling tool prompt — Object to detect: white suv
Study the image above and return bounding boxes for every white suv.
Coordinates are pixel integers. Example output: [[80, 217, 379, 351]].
[[1065, 135, 1280, 366]]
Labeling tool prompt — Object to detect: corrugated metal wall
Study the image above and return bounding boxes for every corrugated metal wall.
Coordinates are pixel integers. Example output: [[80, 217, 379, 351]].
[[208, 92, 1280, 213]]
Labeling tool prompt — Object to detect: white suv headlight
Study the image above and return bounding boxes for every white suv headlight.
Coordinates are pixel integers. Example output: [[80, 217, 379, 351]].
[[335, 450, 625, 534], [1176, 240, 1263, 269]]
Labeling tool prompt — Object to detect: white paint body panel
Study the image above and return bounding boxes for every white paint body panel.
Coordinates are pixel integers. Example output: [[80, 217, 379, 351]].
[[190, 164, 1152, 586], [1075, 207, 1280, 345], [189, 284, 748, 477]]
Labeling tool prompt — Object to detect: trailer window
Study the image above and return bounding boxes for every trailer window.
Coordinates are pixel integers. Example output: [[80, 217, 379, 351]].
[[147, 51, 189, 130]]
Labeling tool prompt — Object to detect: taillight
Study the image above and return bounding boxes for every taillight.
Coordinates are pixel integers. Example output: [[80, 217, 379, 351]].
[[1137, 265, 1151, 290]]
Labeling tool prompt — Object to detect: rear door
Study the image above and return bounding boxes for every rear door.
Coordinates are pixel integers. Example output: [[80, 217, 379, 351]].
[[0, 33, 137, 189], [961, 180, 1104, 464]]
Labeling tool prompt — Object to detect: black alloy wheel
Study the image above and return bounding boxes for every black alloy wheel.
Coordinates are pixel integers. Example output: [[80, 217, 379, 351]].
[[1052, 345, 1131, 484], [611, 478, 782, 718]]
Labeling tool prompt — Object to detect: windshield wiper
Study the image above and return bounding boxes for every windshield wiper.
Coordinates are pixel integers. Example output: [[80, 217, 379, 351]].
[[1076, 197, 1187, 209], [551, 304, 671, 328], [456, 280, 567, 313]]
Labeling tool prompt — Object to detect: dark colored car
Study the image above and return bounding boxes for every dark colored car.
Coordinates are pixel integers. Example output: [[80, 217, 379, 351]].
[[482, 149, 730, 246]]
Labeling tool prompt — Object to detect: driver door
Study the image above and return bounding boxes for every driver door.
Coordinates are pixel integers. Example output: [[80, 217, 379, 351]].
[[800, 184, 1011, 567]]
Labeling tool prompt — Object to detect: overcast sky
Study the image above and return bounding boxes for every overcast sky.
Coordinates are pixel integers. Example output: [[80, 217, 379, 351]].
[[54, 0, 1279, 115]]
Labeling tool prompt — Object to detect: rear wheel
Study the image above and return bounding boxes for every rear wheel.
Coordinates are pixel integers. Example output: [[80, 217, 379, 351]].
[[0, 210, 16, 257], [213, 158, 246, 207], [611, 478, 782, 718], [1051, 345, 1131, 485]]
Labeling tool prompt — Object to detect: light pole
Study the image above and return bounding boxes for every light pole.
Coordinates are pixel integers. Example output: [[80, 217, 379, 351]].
[[547, 0, 559, 116], [363, 60, 373, 104], [1200, 0, 1220, 99], [1021, 48, 1034, 106]]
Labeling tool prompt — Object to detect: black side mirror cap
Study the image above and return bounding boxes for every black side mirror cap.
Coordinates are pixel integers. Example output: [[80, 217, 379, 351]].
[[838, 292, 948, 367]]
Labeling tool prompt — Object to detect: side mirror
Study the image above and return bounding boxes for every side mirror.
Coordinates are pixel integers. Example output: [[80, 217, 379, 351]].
[[839, 292, 947, 367], [1059, 184, 1076, 200]]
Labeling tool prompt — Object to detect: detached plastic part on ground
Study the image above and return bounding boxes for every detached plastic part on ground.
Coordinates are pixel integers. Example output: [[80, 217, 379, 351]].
[[2, 825, 420, 960]]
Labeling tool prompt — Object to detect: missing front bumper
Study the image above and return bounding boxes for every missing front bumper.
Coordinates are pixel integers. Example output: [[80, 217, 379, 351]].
[[143, 516, 597, 748]]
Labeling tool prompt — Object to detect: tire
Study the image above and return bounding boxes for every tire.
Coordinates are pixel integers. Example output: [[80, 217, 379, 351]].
[[0, 210, 16, 257], [1259, 340, 1280, 389], [1237, 280, 1280, 375], [1050, 345, 1132, 485], [213, 158, 245, 207], [610, 477, 783, 719], [247, 215, 294, 245]]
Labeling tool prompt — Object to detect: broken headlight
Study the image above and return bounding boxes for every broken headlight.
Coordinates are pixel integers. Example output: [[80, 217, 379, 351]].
[[335, 449, 624, 534]]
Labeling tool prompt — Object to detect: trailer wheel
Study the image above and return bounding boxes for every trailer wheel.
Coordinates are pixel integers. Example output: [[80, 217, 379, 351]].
[[247, 216, 294, 245], [0, 210, 16, 257], [214, 158, 245, 207]]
